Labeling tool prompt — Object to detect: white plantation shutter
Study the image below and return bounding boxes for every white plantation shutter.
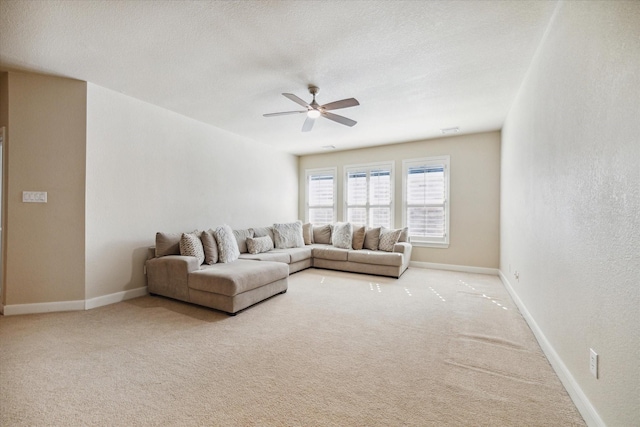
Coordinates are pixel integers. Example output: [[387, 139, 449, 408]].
[[403, 157, 450, 246], [306, 168, 336, 225], [345, 163, 393, 228]]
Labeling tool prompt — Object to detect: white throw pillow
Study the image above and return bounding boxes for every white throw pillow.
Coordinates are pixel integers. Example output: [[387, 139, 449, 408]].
[[179, 232, 205, 264], [214, 224, 240, 263], [331, 222, 353, 249], [246, 236, 274, 254], [273, 221, 305, 249], [378, 227, 402, 252]]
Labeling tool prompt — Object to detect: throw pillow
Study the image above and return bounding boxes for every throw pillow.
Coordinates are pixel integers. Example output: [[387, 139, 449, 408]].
[[155, 232, 182, 257], [246, 236, 274, 254], [331, 222, 353, 249], [312, 224, 332, 244], [233, 228, 254, 254], [302, 222, 314, 245], [378, 227, 402, 252], [398, 226, 410, 243], [250, 226, 275, 245], [363, 227, 381, 251], [179, 232, 205, 265], [213, 224, 240, 263], [200, 229, 218, 265], [351, 225, 366, 250], [273, 221, 305, 249]]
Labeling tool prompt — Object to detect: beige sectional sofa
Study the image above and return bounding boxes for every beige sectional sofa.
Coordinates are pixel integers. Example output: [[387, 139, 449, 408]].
[[145, 222, 412, 315]]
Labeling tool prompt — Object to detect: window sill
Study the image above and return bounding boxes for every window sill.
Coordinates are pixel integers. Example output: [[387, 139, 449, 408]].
[[409, 241, 449, 249]]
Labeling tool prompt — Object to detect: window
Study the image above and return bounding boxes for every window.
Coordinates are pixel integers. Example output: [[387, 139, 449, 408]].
[[305, 168, 336, 225], [403, 156, 450, 247], [344, 162, 393, 228]]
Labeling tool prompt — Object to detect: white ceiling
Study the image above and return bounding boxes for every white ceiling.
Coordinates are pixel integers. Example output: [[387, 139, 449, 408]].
[[0, 0, 558, 155]]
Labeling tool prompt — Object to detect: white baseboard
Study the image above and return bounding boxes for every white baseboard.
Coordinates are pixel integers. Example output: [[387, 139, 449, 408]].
[[85, 286, 148, 310], [2, 299, 85, 316], [1, 287, 148, 316], [498, 270, 604, 427], [410, 261, 498, 276]]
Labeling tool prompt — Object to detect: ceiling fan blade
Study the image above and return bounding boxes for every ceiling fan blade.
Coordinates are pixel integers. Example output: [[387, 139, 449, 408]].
[[322, 111, 357, 127], [302, 116, 315, 132], [263, 111, 306, 117], [320, 98, 360, 111], [283, 93, 310, 108]]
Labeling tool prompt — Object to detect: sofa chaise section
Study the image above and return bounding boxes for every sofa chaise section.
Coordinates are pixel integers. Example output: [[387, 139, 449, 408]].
[[146, 256, 288, 315]]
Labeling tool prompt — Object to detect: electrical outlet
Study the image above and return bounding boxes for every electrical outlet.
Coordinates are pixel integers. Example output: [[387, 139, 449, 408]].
[[590, 348, 598, 378], [514, 271, 519, 281], [143, 265, 147, 275]]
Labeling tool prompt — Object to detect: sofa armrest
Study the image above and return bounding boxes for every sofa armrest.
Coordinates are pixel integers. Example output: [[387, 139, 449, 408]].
[[145, 255, 200, 301], [393, 242, 412, 257]]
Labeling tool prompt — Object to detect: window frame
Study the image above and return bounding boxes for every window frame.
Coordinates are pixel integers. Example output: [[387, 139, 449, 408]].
[[402, 156, 450, 248], [343, 161, 394, 228], [304, 167, 337, 225]]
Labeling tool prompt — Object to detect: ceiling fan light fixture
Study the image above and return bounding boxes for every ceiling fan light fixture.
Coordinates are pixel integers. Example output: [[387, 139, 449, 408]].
[[307, 109, 321, 118]]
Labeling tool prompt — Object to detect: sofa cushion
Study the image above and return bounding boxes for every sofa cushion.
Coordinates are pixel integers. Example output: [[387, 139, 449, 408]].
[[331, 222, 353, 249], [284, 247, 313, 263], [233, 228, 254, 254], [312, 246, 350, 262], [352, 225, 366, 250], [189, 260, 288, 296], [155, 232, 182, 257], [363, 227, 381, 250], [214, 224, 240, 263], [378, 227, 402, 252], [179, 232, 205, 265], [239, 252, 290, 263], [302, 222, 314, 245], [200, 230, 218, 265], [246, 235, 274, 254], [250, 226, 275, 245], [273, 221, 305, 249], [312, 224, 332, 244], [348, 250, 403, 267]]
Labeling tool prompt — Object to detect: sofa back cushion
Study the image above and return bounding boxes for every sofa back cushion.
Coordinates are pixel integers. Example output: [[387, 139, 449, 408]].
[[250, 226, 275, 245], [363, 227, 381, 251], [155, 232, 182, 257], [302, 223, 314, 245], [312, 224, 332, 244], [233, 228, 254, 254]]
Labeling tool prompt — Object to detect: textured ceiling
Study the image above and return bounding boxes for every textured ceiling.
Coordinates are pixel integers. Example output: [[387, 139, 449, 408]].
[[0, 0, 558, 155]]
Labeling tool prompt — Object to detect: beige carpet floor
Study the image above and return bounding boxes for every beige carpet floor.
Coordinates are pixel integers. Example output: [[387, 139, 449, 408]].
[[0, 268, 585, 426]]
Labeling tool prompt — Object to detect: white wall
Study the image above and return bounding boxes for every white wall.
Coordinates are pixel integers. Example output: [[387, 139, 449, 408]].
[[85, 84, 298, 300], [501, 2, 640, 426]]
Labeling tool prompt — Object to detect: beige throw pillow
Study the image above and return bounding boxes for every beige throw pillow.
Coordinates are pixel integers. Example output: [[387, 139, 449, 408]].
[[246, 236, 274, 254], [233, 228, 254, 254], [200, 230, 218, 264], [302, 222, 314, 245], [179, 232, 205, 265], [398, 227, 410, 243], [378, 227, 402, 252], [352, 225, 366, 250], [363, 227, 381, 251]]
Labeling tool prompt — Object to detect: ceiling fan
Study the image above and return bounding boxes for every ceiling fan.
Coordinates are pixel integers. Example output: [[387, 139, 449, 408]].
[[263, 85, 359, 132]]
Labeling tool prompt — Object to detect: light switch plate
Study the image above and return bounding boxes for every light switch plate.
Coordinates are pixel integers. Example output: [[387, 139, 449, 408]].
[[22, 191, 47, 203]]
